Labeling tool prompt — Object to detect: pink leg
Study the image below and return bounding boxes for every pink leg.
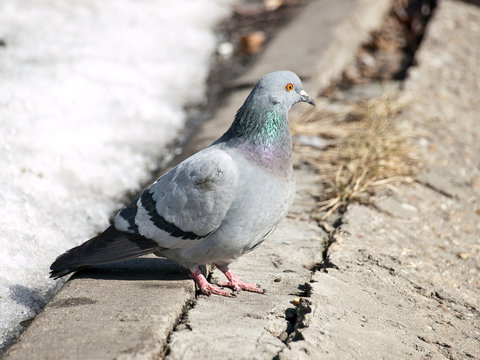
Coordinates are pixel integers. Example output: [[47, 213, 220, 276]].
[[189, 266, 234, 297], [216, 265, 265, 294]]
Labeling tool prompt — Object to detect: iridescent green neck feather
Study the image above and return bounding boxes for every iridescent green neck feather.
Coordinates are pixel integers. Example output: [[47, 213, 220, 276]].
[[217, 97, 292, 173]]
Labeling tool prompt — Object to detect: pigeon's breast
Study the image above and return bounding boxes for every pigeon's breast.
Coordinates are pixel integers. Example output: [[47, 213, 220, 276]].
[[161, 145, 295, 267], [183, 149, 294, 265]]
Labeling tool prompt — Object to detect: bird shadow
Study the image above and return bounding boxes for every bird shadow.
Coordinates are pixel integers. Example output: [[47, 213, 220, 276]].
[[71, 256, 190, 282]]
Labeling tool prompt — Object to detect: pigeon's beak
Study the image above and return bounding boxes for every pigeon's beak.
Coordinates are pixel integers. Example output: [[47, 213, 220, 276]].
[[299, 89, 316, 106]]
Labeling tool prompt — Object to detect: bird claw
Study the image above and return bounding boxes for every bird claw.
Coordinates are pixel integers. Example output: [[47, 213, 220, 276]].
[[199, 282, 235, 298], [216, 280, 241, 292], [216, 267, 266, 294], [216, 280, 265, 294], [189, 266, 235, 298], [190, 266, 265, 297]]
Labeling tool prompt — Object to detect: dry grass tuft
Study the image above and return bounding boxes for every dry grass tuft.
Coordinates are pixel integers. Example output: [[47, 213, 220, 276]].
[[292, 94, 416, 219]]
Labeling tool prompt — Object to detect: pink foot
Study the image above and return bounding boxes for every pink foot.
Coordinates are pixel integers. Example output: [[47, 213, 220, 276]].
[[189, 266, 234, 297], [216, 267, 266, 294]]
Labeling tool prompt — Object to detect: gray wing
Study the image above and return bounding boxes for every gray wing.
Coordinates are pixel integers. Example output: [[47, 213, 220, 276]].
[[114, 147, 238, 250]]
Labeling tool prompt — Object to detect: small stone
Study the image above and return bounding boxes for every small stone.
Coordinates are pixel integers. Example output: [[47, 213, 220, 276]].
[[175, 323, 189, 331], [264, 0, 284, 11], [278, 331, 289, 342], [217, 42, 234, 59], [239, 31, 266, 55]]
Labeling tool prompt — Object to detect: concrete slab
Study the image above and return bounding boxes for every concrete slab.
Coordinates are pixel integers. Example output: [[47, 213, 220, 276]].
[[279, 1, 480, 359], [3, 259, 194, 360]]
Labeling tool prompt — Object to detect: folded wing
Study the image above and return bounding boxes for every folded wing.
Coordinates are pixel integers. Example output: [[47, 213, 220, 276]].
[[114, 147, 238, 250]]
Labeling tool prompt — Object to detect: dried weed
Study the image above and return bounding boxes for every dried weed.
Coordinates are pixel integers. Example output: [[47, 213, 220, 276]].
[[293, 94, 416, 219]]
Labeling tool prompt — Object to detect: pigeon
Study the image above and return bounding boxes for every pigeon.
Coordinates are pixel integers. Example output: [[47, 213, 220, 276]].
[[50, 70, 315, 297]]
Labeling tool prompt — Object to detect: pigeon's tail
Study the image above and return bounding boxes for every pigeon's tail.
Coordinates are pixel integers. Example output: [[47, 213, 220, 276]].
[[50, 226, 159, 279]]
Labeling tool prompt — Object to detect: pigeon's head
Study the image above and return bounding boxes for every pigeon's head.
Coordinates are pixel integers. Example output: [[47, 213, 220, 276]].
[[220, 70, 315, 147], [253, 70, 315, 109]]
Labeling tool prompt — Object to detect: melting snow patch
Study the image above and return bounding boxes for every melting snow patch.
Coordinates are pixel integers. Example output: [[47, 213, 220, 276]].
[[0, 0, 231, 351]]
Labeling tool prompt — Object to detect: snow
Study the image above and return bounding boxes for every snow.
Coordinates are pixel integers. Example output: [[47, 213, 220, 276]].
[[0, 0, 231, 351]]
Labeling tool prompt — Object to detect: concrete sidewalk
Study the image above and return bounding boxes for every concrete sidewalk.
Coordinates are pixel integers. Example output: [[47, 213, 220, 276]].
[[279, 1, 480, 359], [5, 0, 480, 359]]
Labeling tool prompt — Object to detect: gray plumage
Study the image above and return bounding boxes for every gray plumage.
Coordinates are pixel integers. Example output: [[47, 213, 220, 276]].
[[50, 70, 315, 296]]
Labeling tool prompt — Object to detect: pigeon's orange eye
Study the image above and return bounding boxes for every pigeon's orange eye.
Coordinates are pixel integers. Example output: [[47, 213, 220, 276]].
[[285, 83, 294, 91]]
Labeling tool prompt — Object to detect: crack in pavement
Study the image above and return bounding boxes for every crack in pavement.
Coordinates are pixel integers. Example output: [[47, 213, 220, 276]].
[[275, 213, 346, 356], [162, 299, 196, 358]]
